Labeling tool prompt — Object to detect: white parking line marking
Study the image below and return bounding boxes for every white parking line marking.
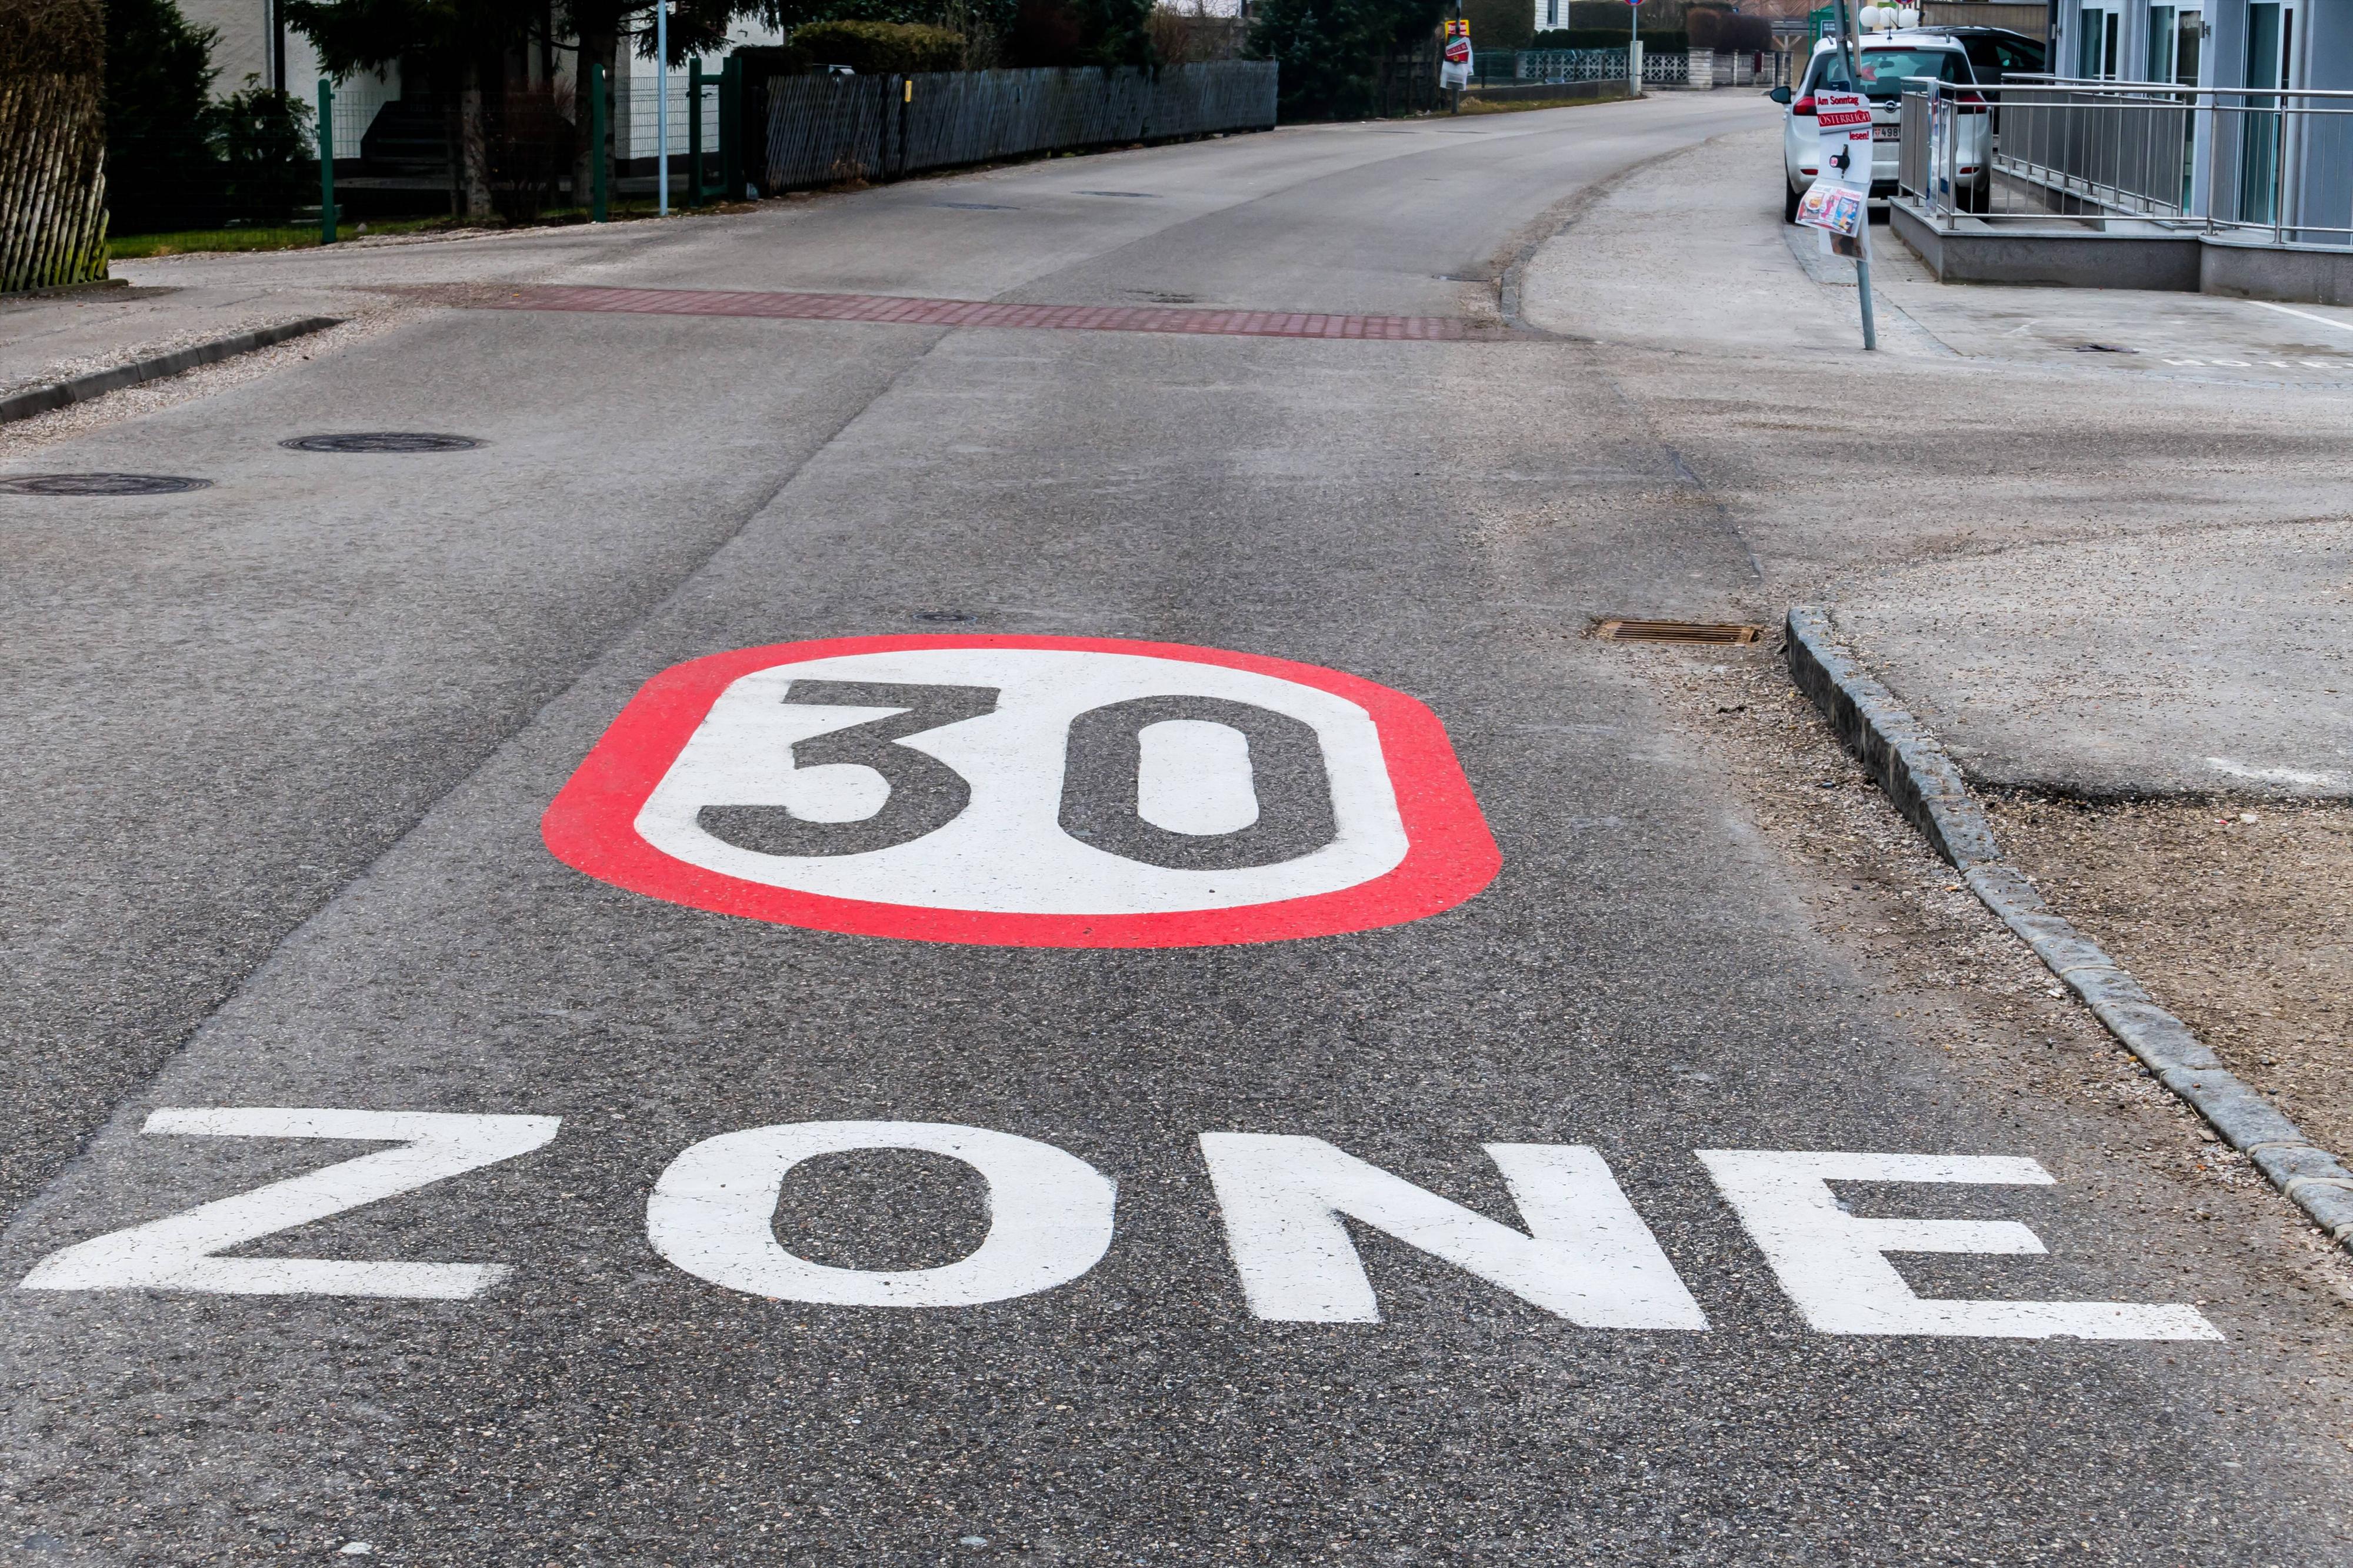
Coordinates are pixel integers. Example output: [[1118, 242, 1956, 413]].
[[2247, 299, 2353, 336], [18, 1109, 561, 1299], [1697, 1150, 2219, 1340], [2208, 755, 2348, 789]]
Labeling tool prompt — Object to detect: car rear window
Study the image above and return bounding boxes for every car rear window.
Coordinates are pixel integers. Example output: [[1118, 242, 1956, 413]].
[[1809, 48, 1969, 97]]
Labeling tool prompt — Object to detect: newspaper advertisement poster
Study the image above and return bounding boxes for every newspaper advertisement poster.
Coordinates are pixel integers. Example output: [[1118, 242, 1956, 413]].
[[1441, 19, 1472, 90], [1795, 89, 1872, 245]]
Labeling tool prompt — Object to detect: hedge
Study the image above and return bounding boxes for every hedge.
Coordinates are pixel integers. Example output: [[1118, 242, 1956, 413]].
[[791, 21, 966, 74]]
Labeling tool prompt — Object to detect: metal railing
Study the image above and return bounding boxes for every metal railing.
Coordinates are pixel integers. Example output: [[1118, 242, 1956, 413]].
[[1897, 75, 2353, 248]]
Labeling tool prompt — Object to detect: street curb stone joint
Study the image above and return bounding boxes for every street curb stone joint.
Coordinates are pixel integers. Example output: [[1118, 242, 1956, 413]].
[[0, 316, 342, 426], [1785, 605, 2353, 1253]]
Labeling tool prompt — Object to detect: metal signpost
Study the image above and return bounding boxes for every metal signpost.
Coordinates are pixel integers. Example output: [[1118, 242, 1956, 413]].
[[316, 79, 335, 245], [1792, 0, 1877, 349], [656, 0, 670, 217], [1831, 0, 1875, 347], [589, 60, 608, 221]]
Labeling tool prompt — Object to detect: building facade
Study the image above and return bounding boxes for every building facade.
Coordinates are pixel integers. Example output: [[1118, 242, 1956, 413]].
[[2050, 0, 2349, 236]]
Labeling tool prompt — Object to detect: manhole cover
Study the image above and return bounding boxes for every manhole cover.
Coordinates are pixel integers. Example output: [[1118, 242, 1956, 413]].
[[0, 472, 212, 496], [281, 432, 482, 453], [1594, 619, 1763, 645]]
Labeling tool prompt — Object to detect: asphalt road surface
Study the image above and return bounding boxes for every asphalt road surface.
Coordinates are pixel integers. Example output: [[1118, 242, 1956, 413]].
[[4, 96, 2349, 1564]]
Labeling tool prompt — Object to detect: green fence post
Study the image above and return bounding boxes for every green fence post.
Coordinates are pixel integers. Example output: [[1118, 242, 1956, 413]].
[[719, 56, 742, 201], [589, 60, 608, 221], [318, 78, 336, 244], [688, 58, 705, 205]]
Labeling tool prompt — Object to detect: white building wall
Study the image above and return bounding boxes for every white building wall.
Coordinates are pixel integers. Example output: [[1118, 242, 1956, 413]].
[[611, 18, 787, 164]]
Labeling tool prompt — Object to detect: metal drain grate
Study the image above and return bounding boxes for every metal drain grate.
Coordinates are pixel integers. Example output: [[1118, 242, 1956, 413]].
[[0, 472, 212, 496], [282, 432, 482, 453], [1594, 618, 1763, 645]]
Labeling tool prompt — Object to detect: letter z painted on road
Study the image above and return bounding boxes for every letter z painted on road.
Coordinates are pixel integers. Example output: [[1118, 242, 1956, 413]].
[[543, 635, 1498, 946]]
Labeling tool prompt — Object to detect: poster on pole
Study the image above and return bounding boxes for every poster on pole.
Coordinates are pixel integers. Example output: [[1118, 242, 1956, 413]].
[[1441, 20, 1472, 89], [1795, 89, 1871, 241]]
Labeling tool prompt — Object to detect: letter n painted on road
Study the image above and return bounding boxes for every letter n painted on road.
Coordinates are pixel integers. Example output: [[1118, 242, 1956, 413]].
[[542, 635, 1498, 946], [1200, 1135, 1709, 1329]]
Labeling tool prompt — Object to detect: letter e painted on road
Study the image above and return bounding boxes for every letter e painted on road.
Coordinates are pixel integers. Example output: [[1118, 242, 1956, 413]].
[[647, 1121, 1116, 1306], [1697, 1150, 2221, 1340], [542, 635, 1498, 948], [1199, 1134, 1708, 1328]]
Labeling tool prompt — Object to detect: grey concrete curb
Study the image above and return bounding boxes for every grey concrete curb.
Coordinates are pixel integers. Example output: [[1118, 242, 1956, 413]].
[[0, 316, 341, 426], [1785, 605, 2353, 1252]]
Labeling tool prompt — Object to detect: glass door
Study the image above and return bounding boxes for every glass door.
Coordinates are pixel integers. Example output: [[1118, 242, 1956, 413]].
[[2240, 1, 2294, 224], [2149, 6, 2202, 206], [2078, 6, 2118, 77], [2175, 8, 2202, 205]]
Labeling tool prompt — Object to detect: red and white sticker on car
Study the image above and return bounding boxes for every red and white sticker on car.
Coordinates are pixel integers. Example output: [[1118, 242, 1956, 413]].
[[542, 635, 1499, 948]]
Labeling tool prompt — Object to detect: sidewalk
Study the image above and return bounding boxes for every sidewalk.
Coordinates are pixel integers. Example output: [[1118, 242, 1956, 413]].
[[0, 281, 359, 403], [1517, 123, 2353, 799], [1517, 120, 2353, 1230]]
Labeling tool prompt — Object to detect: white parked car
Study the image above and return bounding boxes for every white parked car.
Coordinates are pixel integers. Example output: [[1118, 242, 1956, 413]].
[[1769, 35, 1991, 221]]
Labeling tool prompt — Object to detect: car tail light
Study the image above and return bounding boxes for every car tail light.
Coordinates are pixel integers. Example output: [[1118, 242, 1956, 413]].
[[1956, 91, 1990, 113], [1792, 95, 1817, 116]]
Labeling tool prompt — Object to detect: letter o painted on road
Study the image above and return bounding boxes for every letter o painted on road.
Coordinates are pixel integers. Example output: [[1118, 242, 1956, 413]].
[[645, 1120, 1117, 1307]]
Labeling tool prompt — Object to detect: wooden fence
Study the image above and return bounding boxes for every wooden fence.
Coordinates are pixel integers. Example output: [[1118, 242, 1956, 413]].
[[1, 69, 108, 294]]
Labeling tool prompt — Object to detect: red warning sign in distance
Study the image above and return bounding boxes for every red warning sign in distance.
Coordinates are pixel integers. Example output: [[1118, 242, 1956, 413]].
[[543, 635, 1498, 948]]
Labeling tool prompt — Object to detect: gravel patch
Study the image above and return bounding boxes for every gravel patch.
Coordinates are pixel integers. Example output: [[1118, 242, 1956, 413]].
[[1621, 638, 2353, 1307], [1988, 795, 2353, 1166]]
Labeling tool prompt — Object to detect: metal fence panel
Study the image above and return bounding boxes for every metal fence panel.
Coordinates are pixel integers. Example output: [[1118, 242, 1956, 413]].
[[1514, 49, 1625, 82], [764, 62, 1275, 194], [1509, 48, 1689, 85], [765, 75, 895, 188]]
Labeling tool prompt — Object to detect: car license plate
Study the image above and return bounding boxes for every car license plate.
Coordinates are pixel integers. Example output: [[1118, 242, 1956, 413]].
[[1872, 124, 1901, 140]]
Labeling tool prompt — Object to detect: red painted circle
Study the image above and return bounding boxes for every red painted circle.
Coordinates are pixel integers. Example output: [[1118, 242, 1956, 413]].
[[542, 635, 1499, 948]]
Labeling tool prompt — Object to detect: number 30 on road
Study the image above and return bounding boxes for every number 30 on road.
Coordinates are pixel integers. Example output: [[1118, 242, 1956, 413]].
[[542, 635, 1499, 947]]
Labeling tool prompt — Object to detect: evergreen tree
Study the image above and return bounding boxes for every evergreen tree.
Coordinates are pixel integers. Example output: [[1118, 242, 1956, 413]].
[[1248, 0, 1445, 119], [103, 0, 223, 233]]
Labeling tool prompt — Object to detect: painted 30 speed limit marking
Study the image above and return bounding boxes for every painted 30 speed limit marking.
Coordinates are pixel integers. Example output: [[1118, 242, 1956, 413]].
[[542, 635, 1498, 946]]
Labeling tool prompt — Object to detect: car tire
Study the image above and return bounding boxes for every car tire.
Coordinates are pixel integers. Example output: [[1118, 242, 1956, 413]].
[[1783, 180, 1802, 223]]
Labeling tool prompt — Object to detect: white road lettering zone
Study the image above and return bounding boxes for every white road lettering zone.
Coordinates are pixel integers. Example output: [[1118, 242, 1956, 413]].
[[16, 1110, 2218, 1340]]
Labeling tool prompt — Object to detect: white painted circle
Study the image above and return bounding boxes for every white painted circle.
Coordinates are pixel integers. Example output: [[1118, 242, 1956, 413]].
[[632, 646, 1409, 917]]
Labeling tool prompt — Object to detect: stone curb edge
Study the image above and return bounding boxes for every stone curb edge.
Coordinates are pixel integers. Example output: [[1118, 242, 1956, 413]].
[[0, 317, 342, 427], [1784, 604, 2353, 1253]]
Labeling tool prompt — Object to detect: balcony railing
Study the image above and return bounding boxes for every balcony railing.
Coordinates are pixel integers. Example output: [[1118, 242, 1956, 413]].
[[1896, 75, 2353, 248]]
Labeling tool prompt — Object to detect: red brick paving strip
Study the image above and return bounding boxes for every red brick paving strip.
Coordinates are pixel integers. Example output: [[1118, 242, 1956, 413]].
[[474, 285, 1481, 341]]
